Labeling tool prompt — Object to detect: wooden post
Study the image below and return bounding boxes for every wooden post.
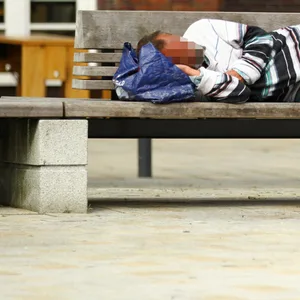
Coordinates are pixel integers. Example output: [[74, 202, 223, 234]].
[[20, 46, 46, 97]]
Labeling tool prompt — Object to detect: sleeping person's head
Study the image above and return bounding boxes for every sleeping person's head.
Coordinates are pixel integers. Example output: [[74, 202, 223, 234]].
[[137, 30, 204, 68]]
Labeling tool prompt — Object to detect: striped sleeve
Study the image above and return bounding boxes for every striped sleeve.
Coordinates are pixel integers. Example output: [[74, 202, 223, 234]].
[[191, 67, 251, 103], [206, 19, 273, 86], [231, 35, 274, 85]]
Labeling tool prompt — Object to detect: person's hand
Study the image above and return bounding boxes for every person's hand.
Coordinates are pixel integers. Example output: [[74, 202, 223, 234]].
[[176, 64, 201, 76], [226, 69, 245, 83], [176, 64, 245, 82]]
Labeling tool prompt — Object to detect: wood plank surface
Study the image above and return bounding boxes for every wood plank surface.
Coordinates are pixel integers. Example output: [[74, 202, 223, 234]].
[[74, 52, 122, 63], [72, 79, 114, 90], [4, 97, 300, 120], [0, 96, 93, 102], [0, 101, 63, 117], [65, 47, 90, 98], [73, 66, 117, 77], [75, 11, 300, 49], [64, 100, 300, 119]]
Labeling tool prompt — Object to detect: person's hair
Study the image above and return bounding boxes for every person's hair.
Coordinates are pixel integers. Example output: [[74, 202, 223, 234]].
[[136, 30, 170, 57]]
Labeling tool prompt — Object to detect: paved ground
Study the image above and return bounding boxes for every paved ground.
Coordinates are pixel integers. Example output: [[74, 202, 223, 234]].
[[2, 139, 300, 299], [1, 203, 300, 299], [88, 139, 300, 201]]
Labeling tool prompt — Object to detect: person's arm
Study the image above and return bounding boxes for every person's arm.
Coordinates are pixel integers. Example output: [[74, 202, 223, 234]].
[[184, 19, 272, 85], [230, 34, 274, 85], [176, 65, 251, 103], [198, 19, 273, 85]]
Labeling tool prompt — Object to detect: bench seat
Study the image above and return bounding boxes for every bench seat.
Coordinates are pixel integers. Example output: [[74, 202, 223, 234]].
[[2, 97, 300, 120]]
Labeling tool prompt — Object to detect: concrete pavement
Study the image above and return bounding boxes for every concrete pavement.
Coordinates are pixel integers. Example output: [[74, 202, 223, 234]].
[[88, 139, 300, 200], [1, 203, 300, 299], [1, 139, 300, 299]]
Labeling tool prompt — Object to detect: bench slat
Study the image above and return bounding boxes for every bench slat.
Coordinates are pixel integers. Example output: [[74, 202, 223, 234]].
[[0, 97, 67, 102], [3, 97, 300, 120], [0, 101, 63, 118], [74, 52, 122, 63], [64, 100, 300, 119], [75, 11, 300, 49], [0, 96, 91, 102], [72, 79, 114, 90], [73, 66, 117, 77]]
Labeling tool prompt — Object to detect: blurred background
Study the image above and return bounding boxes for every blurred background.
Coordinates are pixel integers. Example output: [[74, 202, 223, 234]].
[[97, 0, 300, 12]]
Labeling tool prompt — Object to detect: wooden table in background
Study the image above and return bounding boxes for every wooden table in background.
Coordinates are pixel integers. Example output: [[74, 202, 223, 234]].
[[0, 34, 89, 98]]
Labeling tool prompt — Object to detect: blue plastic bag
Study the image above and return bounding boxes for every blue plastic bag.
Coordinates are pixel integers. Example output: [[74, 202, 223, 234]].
[[112, 42, 196, 104]]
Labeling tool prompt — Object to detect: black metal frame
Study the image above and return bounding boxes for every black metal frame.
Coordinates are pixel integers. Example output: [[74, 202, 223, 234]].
[[88, 118, 300, 178], [138, 138, 152, 178], [2, 118, 300, 178], [88, 118, 300, 138]]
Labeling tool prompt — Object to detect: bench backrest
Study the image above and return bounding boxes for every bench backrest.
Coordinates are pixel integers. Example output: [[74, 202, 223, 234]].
[[72, 11, 300, 95]]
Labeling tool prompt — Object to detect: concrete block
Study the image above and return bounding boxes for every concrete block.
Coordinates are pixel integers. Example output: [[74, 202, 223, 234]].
[[3, 165, 87, 213], [5, 119, 88, 166]]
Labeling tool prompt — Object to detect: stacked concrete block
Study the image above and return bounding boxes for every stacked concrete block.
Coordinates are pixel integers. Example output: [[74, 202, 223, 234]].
[[0, 119, 88, 213]]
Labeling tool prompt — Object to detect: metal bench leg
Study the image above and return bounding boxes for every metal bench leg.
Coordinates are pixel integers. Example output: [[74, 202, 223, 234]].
[[138, 138, 152, 178]]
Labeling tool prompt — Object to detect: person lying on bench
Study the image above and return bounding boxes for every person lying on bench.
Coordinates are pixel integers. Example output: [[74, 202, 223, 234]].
[[137, 19, 300, 103]]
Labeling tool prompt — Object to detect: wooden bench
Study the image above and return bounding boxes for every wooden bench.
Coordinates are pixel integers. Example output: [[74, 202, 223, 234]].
[[1, 10, 300, 214], [72, 10, 300, 178]]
